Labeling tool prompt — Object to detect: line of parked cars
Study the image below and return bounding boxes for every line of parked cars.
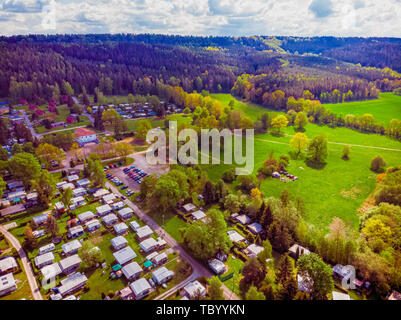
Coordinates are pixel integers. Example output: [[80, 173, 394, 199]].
[[272, 170, 298, 181], [123, 166, 148, 185]]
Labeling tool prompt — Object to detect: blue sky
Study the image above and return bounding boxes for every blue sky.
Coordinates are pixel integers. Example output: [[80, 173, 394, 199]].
[[0, 0, 400, 37]]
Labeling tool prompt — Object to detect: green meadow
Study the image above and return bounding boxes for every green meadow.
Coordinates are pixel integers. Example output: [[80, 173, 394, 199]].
[[324, 93, 401, 125], [207, 94, 401, 231]]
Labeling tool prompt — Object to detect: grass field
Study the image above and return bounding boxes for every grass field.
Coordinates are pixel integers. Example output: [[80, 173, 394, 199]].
[[207, 94, 401, 231], [324, 93, 401, 125]]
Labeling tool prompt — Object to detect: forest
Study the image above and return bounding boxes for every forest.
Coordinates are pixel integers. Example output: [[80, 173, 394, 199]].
[[2, 34, 401, 106]]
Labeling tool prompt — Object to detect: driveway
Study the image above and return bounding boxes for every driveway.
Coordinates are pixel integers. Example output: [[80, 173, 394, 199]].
[[0, 225, 43, 300]]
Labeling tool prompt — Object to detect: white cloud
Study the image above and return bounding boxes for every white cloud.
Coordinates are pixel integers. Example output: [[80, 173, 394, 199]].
[[0, 0, 399, 37]]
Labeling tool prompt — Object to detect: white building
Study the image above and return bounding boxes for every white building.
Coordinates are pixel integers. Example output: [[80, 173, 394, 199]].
[[73, 128, 97, 146]]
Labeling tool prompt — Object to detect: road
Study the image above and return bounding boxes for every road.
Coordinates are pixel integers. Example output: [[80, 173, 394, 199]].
[[106, 182, 240, 300], [0, 225, 43, 300]]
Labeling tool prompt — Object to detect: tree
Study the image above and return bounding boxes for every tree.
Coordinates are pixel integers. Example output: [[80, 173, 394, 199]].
[[0, 177, 6, 199], [86, 158, 106, 186], [0, 147, 8, 161], [306, 135, 328, 164], [294, 112, 308, 131], [271, 115, 289, 133], [136, 119, 152, 142], [31, 170, 57, 205], [258, 239, 273, 263], [224, 194, 241, 214], [46, 215, 59, 239], [370, 156, 386, 173], [79, 241, 104, 269], [36, 143, 65, 167], [342, 146, 350, 160], [8, 153, 41, 186], [208, 276, 225, 300], [114, 143, 134, 162], [239, 257, 266, 297], [139, 174, 158, 199], [245, 286, 265, 300], [297, 253, 334, 300], [290, 132, 309, 158], [101, 109, 120, 127], [61, 187, 73, 210], [11, 143, 23, 154], [24, 226, 36, 250]]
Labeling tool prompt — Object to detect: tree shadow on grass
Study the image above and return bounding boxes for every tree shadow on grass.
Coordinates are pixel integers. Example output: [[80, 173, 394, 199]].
[[305, 160, 327, 170]]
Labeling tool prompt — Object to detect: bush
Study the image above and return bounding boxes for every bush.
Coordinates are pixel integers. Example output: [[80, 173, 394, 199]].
[[222, 169, 236, 183], [371, 156, 386, 173]]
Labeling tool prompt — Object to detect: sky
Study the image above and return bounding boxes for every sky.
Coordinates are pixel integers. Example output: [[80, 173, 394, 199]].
[[0, 0, 400, 37]]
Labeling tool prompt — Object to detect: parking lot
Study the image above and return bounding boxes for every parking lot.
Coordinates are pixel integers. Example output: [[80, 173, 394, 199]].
[[107, 153, 169, 192]]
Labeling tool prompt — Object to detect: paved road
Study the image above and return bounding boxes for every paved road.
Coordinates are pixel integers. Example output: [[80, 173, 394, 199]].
[[0, 225, 43, 300], [106, 182, 240, 300]]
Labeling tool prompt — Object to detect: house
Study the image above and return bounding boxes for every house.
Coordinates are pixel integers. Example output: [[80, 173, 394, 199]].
[[136, 225, 153, 241], [208, 259, 226, 275], [103, 213, 118, 227], [58, 272, 88, 297], [181, 280, 206, 299], [113, 246, 137, 266], [0, 273, 17, 297], [67, 175, 79, 183], [122, 261, 142, 281], [61, 183, 75, 191], [68, 226, 84, 239], [288, 244, 311, 259], [112, 201, 125, 211], [7, 190, 26, 202], [78, 211, 95, 224], [111, 236, 128, 251], [389, 290, 401, 300], [103, 193, 116, 205], [73, 187, 87, 198], [332, 291, 351, 300], [41, 262, 62, 280], [32, 214, 48, 226], [0, 204, 26, 217], [38, 243, 55, 255], [227, 230, 245, 243], [130, 278, 151, 300], [191, 210, 207, 222], [96, 204, 112, 217], [86, 219, 101, 232], [7, 181, 23, 191], [129, 221, 141, 232], [73, 128, 97, 146], [59, 254, 82, 275], [63, 295, 77, 300], [333, 264, 354, 288], [114, 222, 129, 235], [235, 214, 252, 225], [146, 252, 158, 262], [139, 238, 158, 253], [152, 252, 168, 266], [26, 192, 38, 205], [54, 202, 65, 213], [156, 237, 167, 250], [182, 203, 197, 213], [32, 229, 46, 239], [152, 267, 174, 285], [120, 286, 133, 300], [94, 188, 110, 199], [245, 244, 264, 258], [62, 240, 82, 256], [56, 181, 67, 189], [248, 222, 263, 235], [70, 196, 86, 209], [117, 207, 133, 220], [297, 274, 312, 294], [0, 257, 18, 274], [76, 178, 90, 188], [34, 252, 55, 269]]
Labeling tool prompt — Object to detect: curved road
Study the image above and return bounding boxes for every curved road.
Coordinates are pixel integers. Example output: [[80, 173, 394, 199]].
[[0, 225, 43, 300], [106, 182, 240, 300]]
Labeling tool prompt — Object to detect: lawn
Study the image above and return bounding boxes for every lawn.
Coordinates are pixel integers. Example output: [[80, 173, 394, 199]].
[[207, 94, 401, 231], [324, 93, 401, 125], [0, 269, 34, 301]]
